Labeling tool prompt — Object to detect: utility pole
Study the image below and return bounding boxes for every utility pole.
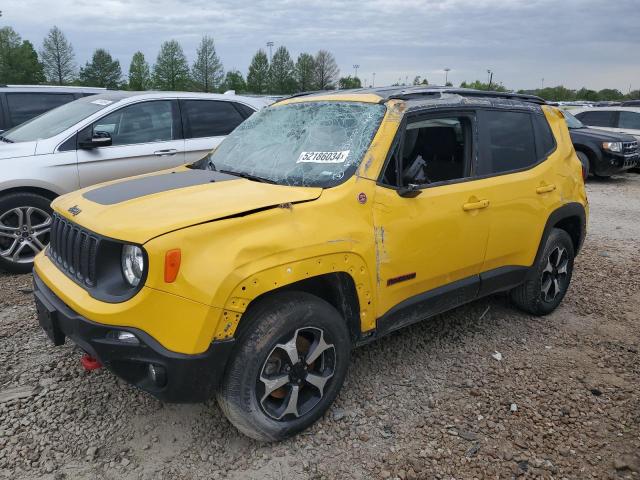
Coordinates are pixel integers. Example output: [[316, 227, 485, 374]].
[[353, 64, 360, 79], [444, 67, 450, 85], [372, 72, 376, 87], [541, 78, 545, 89], [487, 69, 493, 88], [266, 41, 274, 62]]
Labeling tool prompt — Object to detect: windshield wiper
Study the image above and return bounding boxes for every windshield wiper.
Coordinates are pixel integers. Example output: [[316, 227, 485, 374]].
[[219, 169, 276, 184], [0, 135, 14, 143]]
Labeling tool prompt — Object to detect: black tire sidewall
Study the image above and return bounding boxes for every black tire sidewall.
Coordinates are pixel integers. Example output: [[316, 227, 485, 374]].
[[218, 292, 351, 441], [0, 192, 53, 274], [528, 229, 575, 315], [576, 151, 590, 178]]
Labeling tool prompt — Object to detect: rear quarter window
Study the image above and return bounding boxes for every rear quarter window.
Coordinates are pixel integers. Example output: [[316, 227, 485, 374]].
[[532, 113, 556, 160]]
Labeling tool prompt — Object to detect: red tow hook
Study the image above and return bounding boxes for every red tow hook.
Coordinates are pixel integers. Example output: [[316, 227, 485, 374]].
[[81, 354, 102, 371]]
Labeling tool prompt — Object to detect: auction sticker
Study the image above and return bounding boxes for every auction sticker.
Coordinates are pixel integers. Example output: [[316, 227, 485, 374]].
[[297, 150, 350, 164]]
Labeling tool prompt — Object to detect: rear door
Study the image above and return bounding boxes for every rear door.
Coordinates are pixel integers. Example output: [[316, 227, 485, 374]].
[[180, 99, 249, 164], [617, 111, 640, 141], [77, 99, 185, 188], [472, 108, 559, 280]]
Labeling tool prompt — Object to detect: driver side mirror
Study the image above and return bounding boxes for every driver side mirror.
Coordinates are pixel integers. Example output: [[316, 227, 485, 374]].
[[79, 131, 112, 149], [397, 183, 422, 198]]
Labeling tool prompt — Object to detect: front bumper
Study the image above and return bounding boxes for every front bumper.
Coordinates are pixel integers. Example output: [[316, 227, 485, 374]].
[[594, 151, 639, 176], [33, 270, 235, 403]]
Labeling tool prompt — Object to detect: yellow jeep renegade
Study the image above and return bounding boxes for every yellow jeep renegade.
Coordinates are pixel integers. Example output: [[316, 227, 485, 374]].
[[34, 87, 588, 441]]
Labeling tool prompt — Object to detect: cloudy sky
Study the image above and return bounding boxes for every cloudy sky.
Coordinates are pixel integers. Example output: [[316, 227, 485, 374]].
[[4, 0, 640, 91]]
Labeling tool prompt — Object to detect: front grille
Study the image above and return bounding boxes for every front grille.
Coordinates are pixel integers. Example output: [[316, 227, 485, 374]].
[[48, 213, 100, 287], [623, 141, 639, 156]]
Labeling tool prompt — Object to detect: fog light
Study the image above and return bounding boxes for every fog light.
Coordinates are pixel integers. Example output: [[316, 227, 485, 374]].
[[117, 331, 139, 344], [148, 364, 167, 387]]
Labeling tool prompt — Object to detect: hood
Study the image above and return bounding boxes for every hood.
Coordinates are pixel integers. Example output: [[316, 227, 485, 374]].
[[0, 141, 37, 159], [52, 168, 322, 244], [569, 127, 636, 143]]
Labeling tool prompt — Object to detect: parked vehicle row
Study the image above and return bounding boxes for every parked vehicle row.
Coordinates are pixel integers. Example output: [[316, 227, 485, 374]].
[[0, 91, 270, 272], [0, 85, 104, 132], [32, 86, 588, 441]]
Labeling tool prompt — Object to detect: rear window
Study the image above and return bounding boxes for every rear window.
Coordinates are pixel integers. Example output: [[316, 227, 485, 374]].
[[574, 110, 615, 128], [181, 100, 246, 138], [478, 110, 536, 175], [6, 93, 75, 127]]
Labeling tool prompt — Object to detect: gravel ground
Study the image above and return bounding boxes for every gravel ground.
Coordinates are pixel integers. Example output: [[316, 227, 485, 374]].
[[1, 175, 639, 480]]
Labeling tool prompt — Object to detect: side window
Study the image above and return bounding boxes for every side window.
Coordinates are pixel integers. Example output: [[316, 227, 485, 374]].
[[382, 115, 472, 186], [92, 101, 175, 146], [619, 111, 640, 130], [574, 110, 615, 128], [6, 93, 75, 127], [477, 110, 536, 176], [181, 100, 245, 139], [232, 102, 257, 119], [532, 113, 556, 160]]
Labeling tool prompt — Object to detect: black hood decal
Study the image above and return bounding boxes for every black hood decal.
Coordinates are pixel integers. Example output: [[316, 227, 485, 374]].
[[83, 170, 239, 205]]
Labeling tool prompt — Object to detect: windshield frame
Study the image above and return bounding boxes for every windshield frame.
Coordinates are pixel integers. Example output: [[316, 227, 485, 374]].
[[563, 111, 585, 129], [198, 100, 388, 189]]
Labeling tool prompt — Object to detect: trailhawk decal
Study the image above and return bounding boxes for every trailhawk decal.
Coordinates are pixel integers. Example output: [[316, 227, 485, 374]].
[[297, 150, 350, 164]]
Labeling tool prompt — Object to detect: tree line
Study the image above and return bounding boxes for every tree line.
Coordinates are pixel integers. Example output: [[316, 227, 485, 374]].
[[1, 25, 638, 100], [0, 25, 347, 95]]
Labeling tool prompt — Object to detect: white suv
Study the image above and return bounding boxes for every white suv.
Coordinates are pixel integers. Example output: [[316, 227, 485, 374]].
[[0, 91, 270, 272]]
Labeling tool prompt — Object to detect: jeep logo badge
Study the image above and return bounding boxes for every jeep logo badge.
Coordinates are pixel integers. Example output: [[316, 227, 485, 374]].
[[68, 205, 82, 216]]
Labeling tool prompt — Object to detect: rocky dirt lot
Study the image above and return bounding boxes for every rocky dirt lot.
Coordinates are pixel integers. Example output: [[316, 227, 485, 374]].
[[1, 176, 639, 480]]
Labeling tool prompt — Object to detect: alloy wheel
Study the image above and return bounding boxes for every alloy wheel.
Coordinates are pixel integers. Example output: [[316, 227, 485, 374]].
[[540, 246, 569, 302], [258, 327, 336, 421], [0, 206, 52, 264]]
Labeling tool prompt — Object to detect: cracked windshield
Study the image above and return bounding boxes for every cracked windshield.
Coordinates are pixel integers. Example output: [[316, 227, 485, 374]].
[[201, 101, 386, 187]]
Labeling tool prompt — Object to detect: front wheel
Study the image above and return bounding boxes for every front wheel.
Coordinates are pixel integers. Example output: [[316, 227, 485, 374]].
[[0, 192, 53, 274], [576, 151, 590, 178], [217, 291, 351, 441], [510, 228, 575, 316]]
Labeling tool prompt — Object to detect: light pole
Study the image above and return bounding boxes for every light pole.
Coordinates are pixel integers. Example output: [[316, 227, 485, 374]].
[[372, 72, 376, 87], [266, 41, 274, 62], [541, 78, 545, 90], [444, 68, 450, 85], [487, 69, 493, 88], [353, 64, 360, 79]]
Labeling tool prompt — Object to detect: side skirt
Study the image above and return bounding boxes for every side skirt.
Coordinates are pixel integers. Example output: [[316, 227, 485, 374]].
[[359, 266, 529, 346]]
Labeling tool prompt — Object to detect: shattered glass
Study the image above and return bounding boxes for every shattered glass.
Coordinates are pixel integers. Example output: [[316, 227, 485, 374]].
[[202, 101, 386, 187]]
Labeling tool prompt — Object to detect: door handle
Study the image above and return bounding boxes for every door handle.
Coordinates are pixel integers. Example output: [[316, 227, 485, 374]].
[[536, 184, 556, 194], [154, 149, 178, 156], [462, 199, 490, 211]]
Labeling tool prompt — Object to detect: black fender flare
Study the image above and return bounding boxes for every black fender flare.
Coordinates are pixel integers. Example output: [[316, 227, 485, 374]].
[[533, 202, 587, 268]]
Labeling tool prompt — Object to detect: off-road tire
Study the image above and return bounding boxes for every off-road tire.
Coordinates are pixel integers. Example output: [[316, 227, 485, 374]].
[[510, 228, 575, 316], [0, 192, 53, 274], [217, 291, 351, 441]]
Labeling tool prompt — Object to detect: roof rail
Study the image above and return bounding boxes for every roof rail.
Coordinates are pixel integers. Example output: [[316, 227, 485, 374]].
[[387, 86, 546, 105]]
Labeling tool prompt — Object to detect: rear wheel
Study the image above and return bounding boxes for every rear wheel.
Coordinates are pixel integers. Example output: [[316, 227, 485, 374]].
[[0, 192, 53, 274], [510, 228, 575, 316], [217, 291, 351, 441]]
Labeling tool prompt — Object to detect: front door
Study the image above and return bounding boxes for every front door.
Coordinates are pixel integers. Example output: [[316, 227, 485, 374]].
[[77, 99, 185, 188], [373, 112, 489, 328]]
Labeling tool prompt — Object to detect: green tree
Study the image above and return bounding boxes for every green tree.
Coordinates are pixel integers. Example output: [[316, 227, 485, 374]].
[[0, 27, 45, 84], [221, 69, 246, 93], [412, 75, 421, 85], [460, 80, 507, 92], [191, 35, 224, 92], [575, 88, 599, 102], [597, 88, 624, 101], [295, 53, 316, 92], [626, 90, 640, 100], [338, 75, 362, 89], [268, 46, 296, 94], [40, 26, 75, 85], [313, 50, 339, 90], [153, 40, 190, 90], [532, 85, 576, 102], [79, 49, 121, 88], [246, 49, 269, 94], [128, 51, 151, 90]]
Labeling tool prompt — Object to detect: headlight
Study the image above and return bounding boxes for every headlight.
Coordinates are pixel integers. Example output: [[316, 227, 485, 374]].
[[602, 142, 622, 153], [121, 245, 144, 287]]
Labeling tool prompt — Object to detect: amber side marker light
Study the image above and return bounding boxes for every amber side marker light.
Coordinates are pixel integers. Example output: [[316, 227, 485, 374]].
[[164, 249, 181, 283]]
